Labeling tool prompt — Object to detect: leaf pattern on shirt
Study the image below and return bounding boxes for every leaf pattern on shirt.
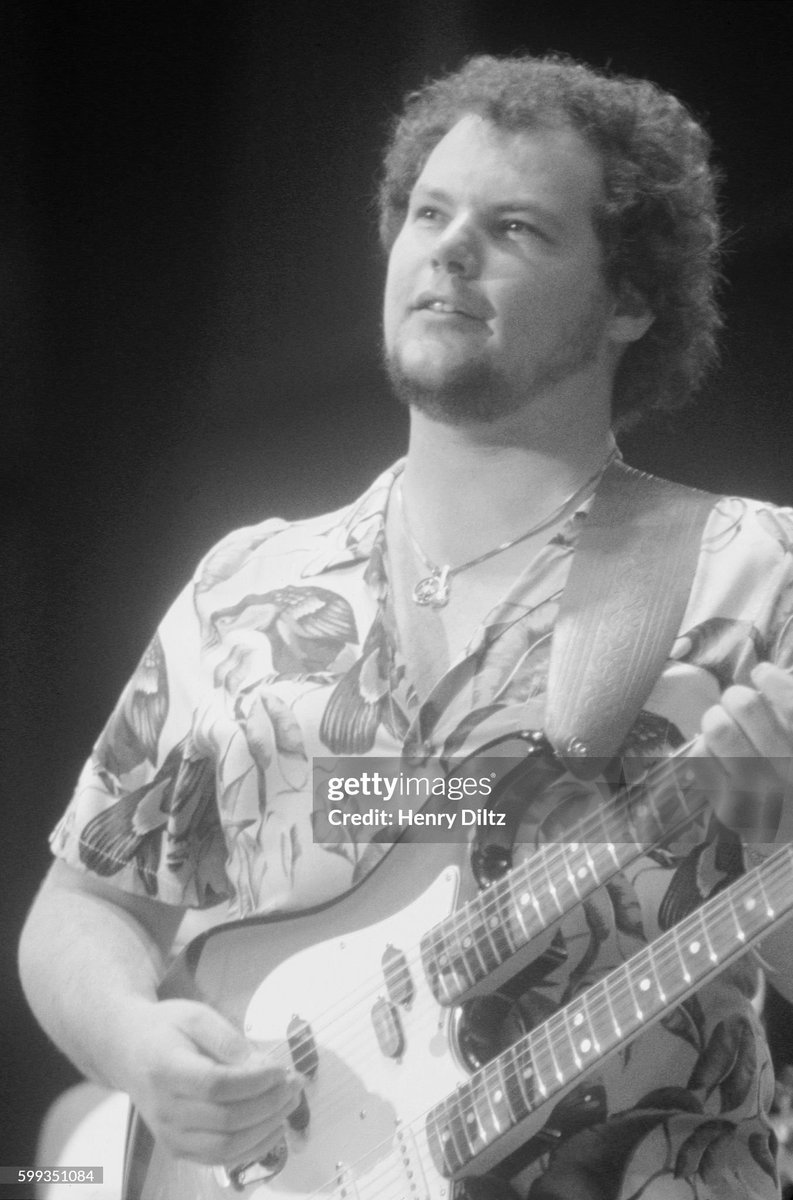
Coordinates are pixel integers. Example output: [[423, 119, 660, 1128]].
[[80, 738, 220, 897], [657, 826, 743, 931], [687, 1014, 759, 1113], [208, 586, 359, 675], [319, 611, 409, 753], [235, 690, 309, 793], [94, 633, 169, 776]]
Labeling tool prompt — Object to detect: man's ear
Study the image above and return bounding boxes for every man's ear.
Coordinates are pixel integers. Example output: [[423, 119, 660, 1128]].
[[608, 282, 655, 345]]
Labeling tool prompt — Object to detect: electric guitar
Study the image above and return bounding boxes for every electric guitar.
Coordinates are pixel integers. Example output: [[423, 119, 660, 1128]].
[[121, 735, 766, 1200]]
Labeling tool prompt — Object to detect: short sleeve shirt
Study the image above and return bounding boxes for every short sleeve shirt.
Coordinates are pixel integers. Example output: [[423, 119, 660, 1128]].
[[51, 462, 793, 1199]]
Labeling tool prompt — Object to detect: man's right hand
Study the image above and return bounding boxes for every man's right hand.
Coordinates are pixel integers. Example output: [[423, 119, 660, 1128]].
[[122, 998, 303, 1165]]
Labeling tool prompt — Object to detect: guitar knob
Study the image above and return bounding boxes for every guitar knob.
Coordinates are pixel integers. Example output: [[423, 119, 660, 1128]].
[[471, 842, 512, 888]]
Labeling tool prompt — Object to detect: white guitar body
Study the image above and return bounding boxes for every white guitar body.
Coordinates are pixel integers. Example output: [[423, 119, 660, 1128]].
[[123, 833, 528, 1200], [241, 867, 462, 1199]]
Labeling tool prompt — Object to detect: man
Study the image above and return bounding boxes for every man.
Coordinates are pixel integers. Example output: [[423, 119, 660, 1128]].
[[19, 53, 793, 1199]]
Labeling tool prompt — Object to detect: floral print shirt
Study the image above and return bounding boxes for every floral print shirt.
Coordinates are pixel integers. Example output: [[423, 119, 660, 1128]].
[[51, 461, 793, 1199]]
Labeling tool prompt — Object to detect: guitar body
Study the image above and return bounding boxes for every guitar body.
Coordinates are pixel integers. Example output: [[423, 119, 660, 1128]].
[[123, 830, 520, 1200]]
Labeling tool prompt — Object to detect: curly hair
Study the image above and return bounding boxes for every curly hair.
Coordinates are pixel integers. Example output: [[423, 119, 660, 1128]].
[[379, 54, 723, 426]]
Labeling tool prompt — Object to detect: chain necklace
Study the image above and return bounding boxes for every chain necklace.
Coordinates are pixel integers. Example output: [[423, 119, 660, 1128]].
[[397, 453, 616, 609]]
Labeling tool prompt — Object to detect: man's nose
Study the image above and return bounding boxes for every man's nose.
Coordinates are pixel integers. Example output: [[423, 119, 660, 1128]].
[[431, 219, 480, 277]]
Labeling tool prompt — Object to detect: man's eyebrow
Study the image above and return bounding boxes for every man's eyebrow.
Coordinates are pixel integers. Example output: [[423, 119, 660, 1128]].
[[411, 184, 566, 230]]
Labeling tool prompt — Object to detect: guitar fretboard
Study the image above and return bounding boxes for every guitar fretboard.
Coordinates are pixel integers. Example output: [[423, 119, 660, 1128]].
[[426, 842, 792, 1177], [421, 745, 718, 1003]]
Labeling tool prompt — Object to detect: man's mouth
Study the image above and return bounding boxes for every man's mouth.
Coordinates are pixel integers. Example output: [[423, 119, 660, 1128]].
[[412, 292, 488, 320]]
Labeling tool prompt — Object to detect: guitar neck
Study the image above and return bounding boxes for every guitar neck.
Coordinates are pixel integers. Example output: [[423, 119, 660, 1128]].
[[427, 842, 793, 1178], [423, 740, 715, 1002]]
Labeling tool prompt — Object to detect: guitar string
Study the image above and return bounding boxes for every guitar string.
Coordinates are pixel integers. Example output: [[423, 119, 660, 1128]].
[[241, 845, 790, 1200], [429, 736, 704, 961], [433, 548, 793, 964], [289, 852, 791, 1200], [238, 559, 793, 1187], [244, 739, 707, 1093], [434, 849, 790, 1155], [288, 848, 792, 1200], [238, 742, 715, 1143], [261, 737, 702, 1056]]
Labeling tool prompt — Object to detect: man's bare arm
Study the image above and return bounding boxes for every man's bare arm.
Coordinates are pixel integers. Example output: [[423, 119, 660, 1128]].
[[19, 860, 300, 1165]]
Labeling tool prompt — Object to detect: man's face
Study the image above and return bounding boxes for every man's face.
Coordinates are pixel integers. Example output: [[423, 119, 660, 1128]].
[[383, 114, 635, 424]]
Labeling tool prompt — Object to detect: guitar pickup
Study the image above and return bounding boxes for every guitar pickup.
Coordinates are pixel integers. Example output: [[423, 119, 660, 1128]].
[[287, 1015, 318, 1079], [382, 944, 414, 1007]]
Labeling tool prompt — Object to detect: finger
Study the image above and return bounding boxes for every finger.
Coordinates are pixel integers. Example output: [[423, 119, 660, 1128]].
[[700, 690, 761, 759], [173, 1001, 261, 1067], [146, 1080, 302, 1165], [169, 1052, 301, 1105], [718, 675, 793, 763], [168, 1078, 303, 1133], [751, 662, 793, 737], [161, 1111, 289, 1167]]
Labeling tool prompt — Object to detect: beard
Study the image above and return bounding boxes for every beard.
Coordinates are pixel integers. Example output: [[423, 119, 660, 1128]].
[[385, 352, 521, 425], [384, 304, 608, 426]]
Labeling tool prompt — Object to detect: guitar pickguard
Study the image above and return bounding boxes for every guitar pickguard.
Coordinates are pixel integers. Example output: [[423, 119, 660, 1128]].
[[240, 867, 462, 1197]]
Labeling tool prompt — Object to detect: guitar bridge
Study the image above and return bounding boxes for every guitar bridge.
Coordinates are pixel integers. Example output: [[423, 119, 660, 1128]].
[[213, 1139, 288, 1190]]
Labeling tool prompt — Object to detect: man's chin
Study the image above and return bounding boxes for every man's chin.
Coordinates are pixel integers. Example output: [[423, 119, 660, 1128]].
[[385, 356, 521, 425]]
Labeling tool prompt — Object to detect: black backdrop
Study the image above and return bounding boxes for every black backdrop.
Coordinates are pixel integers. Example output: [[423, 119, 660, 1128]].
[[3, 0, 793, 1172]]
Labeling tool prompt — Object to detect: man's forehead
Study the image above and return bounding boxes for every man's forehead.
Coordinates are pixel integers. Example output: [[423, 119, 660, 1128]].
[[414, 113, 605, 207]]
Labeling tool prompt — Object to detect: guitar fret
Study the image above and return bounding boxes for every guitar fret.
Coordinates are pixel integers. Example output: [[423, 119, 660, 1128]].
[[564, 842, 584, 897], [506, 863, 537, 941], [754, 867, 776, 918], [696, 906, 719, 964], [601, 973, 623, 1040], [509, 1040, 539, 1110], [539, 850, 564, 915], [622, 958, 646, 1021], [726, 889, 748, 944], [647, 941, 668, 1003], [537, 1014, 565, 1085], [560, 1005, 583, 1070]]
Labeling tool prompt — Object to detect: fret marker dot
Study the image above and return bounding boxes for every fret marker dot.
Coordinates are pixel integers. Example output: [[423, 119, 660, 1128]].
[[570, 843, 579, 852], [463, 936, 472, 948], [577, 867, 589, 879], [573, 1013, 584, 1027], [580, 1039, 591, 1053], [466, 1113, 476, 1125], [520, 893, 531, 907], [489, 916, 499, 929], [639, 978, 651, 992], [744, 897, 756, 912], [494, 1089, 503, 1103], [689, 941, 700, 955]]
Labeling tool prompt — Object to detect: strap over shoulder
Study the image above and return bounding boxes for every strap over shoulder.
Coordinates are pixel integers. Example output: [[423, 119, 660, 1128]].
[[545, 459, 718, 766]]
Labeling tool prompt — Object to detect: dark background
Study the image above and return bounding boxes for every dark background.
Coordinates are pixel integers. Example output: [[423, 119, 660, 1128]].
[[3, 0, 793, 1172]]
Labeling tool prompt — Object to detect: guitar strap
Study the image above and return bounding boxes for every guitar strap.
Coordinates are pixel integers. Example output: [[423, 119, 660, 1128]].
[[544, 458, 718, 769]]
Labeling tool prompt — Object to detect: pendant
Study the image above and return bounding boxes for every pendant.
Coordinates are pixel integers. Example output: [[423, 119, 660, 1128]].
[[412, 566, 451, 608]]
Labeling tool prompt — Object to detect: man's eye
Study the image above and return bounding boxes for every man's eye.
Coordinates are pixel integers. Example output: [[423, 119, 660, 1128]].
[[414, 206, 440, 222], [499, 218, 541, 237]]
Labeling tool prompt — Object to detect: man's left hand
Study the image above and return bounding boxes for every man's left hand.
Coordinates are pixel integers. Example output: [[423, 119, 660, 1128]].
[[700, 662, 793, 844]]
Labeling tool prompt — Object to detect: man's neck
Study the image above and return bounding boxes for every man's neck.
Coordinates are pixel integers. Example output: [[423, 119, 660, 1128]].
[[399, 405, 615, 567]]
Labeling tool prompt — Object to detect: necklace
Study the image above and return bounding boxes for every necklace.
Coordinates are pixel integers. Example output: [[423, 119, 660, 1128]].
[[397, 453, 616, 609]]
